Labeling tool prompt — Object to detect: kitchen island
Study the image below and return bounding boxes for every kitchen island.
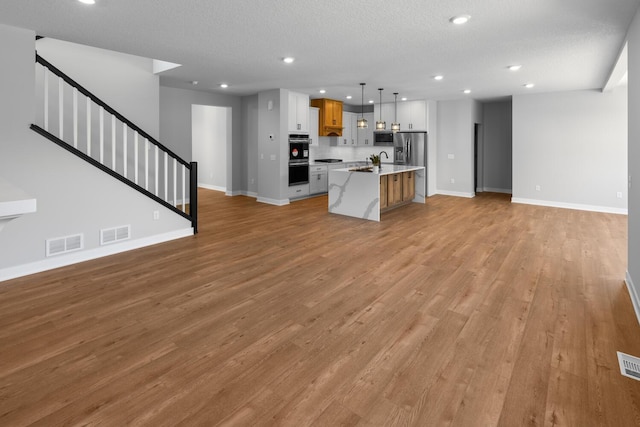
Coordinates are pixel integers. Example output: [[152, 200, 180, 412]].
[[328, 165, 425, 221]]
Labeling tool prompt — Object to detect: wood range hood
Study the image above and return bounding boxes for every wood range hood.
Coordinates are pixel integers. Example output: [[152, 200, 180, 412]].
[[310, 98, 343, 137]]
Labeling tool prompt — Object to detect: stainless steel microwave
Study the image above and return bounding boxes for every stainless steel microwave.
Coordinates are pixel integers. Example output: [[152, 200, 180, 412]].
[[373, 131, 394, 146]]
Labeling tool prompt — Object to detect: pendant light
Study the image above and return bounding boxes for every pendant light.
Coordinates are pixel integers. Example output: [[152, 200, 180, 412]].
[[376, 88, 386, 130], [357, 83, 368, 129], [391, 92, 400, 132]]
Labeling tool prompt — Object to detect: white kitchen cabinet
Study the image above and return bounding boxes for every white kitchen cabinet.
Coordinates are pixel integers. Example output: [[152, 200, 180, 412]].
[[288, 183, 310, 199], [310, 164, 328, 194], [338, 112, 357, 146], [309, 107, 319, 145], [374, 103, 395, 131], [397, 100, 427, 130], [357, 112, 375, 146], [288, 91, 310, 133]]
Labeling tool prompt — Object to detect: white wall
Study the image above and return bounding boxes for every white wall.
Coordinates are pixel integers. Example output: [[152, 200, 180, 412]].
[[241, 95, 259, 196], [256, 89, 288, 204], [482, 100, 512, 193], [192, 105, 229, 192], [436, 99, 479, 197], [512, 89, 627, 213], [627, 7, 640, 314], [0, 24, 191, 281], [36, 38, 159, 139]]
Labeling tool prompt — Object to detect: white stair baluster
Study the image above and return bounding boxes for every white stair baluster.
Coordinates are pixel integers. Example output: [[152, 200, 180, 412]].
[[99, 106, 104, 164], [155, 145, 159, 196], [86, 98, 91, 157], [173, 158, 177, 206], [144, 139, 149, 191], [58, 77, 63, 140], [164, 152, 168, 202], [73, 88, 78, 148], [44, 67, 49, 131], [123, 124, 127, 178], [134, 131, 139, 185], [182, 165, 186, 212], [111, 115, 116, 170]]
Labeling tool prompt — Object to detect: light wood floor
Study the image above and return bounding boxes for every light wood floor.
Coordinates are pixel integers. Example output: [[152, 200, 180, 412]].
[[1, 190, 638, 426]]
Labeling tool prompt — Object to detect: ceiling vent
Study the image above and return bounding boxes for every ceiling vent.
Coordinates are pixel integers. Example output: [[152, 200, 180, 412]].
[[617, 351, 640, 381], [46, 234, 83, 257], [100, 225, 131, 245]]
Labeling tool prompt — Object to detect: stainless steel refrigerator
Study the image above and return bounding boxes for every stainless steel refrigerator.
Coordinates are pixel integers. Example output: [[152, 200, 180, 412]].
[[393, 131, 427, 167]]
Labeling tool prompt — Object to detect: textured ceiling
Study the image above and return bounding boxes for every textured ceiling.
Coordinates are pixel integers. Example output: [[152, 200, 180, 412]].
[[0, 0, 638, 104]]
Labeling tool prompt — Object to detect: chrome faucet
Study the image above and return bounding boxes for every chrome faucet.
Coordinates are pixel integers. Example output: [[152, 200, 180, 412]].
[[379, 151, 389, 169]]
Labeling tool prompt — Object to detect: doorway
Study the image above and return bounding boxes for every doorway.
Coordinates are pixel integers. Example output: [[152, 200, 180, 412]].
[[191, 105, 232, 192]]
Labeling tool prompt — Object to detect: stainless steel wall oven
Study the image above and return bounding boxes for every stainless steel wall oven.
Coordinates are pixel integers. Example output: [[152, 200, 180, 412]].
[[288, 134, 309, 186]]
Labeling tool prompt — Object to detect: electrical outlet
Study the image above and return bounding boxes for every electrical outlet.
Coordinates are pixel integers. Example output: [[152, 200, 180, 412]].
[[617, 192, 623, 199], [250, 178, 255, 184], [153, 211, 159, 220], [450, 178, 455, 184], [448, 154, 455, 159], [535, 185, 541, 191], [270, 154, 276, 161]]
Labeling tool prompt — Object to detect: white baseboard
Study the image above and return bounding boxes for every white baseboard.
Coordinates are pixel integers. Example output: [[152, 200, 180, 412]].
[[0, 228, 194, 283], [511, 197, 628, 215], [198, 183, 225, 192], [226, 190, 257, 198], [436, 190, 475, 198], [626, 271, 640, 327], [257, 197, 290, 206]]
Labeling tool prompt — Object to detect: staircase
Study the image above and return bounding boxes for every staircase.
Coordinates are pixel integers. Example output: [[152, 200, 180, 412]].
[[31, 53, 197, 232]]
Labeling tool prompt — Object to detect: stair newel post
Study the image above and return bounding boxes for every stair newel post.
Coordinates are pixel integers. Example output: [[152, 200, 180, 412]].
[[190, 161, 198, 233]]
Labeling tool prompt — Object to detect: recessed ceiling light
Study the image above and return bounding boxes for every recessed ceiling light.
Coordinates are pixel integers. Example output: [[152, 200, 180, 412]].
[[508, 65, 522, 71], [401, 97, 407, 101], [346, 95, 352, 99], [220, 83, 229, 88], [450, 15, 471, 25], [368, 100, 375, 104], [319, 89, 326, 94], [191, 81, 198, 85], [524, 83, 535, 89], [283, 57, 295, 64], [434, 75, 444, 81], [78, 0, 95, 4], [463, 89, 471, 94]]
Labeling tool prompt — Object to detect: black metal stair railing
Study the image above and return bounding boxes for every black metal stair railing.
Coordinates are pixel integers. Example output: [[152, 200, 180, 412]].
[[33, 53, 197, 233]]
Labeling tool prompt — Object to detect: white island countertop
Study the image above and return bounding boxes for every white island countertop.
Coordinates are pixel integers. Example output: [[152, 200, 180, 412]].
[[328, 165, 426, 222]]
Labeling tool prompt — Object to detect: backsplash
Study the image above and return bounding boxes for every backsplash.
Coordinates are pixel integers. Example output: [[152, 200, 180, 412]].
[[310, 137, 387, 163]]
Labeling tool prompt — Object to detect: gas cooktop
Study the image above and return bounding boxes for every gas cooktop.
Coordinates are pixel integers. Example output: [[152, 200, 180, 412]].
[[314, 158, 343, 163]]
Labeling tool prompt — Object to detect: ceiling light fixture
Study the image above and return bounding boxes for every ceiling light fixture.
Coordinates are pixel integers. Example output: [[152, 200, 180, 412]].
[[78, 0, 96, 4], [346, 95, 352, 100], [509, 65, 522, 71], [524, 83, 535, 89], [463, 89, 471, 94], [283, 57, 295, 64], [376, 88, 386, 130], [391, 93, 400, 132], [319, 89, 326, 94], [434, 75, 444, 81], [220, 83, 228, 88], [191, 81, 198, 85], [369, 100, 375, 104], [357, 83, 368, 129], [401, 97, 407, 101], [450, 15, 471, 25]]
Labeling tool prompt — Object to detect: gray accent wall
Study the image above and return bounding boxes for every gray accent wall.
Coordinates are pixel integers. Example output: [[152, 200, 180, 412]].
[[482, 100, 512, 193], [512, 89, 627, 212], [436, 99, 481, 196], [0, 24, 190, 277], [159, 86, 243, 194], [628, 8, 640, 304]]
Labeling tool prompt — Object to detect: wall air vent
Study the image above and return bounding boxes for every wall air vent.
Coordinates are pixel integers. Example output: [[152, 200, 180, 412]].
[[617, 351, 640, 381], [100, 225, 130, 245], [46, 234, 83, 257]]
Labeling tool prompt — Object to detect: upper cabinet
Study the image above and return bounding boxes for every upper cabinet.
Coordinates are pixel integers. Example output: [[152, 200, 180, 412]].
[[309, 106, 319, 145], [397, 100, 427, 130], [357, 112, 375, 146], [288, 91, 310, 133], [310, 98, 343, 136], [375, 100, 427, 131]]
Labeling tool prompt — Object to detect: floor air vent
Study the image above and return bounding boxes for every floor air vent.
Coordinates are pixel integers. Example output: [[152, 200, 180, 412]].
[[617, 352, 640, 381], [46, 234, 83, 257], [100, 225, 130, 245]]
